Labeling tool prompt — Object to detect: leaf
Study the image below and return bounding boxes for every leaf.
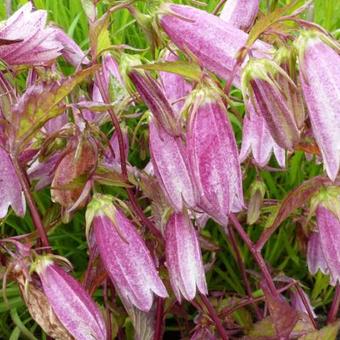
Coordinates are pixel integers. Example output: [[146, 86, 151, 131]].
[[246, 0, 305, 47], [261, 281, 298, 338], [16, 66, 98, 145], [134, 60, 202, 82], [257, 176, 334, 249], [299, 321, 340, 340]]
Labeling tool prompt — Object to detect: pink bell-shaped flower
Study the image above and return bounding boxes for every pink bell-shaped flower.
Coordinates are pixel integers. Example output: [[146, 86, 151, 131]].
[[296, 31, 340, 181], [186, 82, 244, 225], [240, 100, 285, 168], [86, 194, 168, 312], [165, 212, 207, 302], [219, 0, 259, 32]]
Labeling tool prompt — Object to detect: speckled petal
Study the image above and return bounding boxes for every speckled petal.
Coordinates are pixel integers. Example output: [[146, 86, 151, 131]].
[[160, 4, 273, 87], [307, 232, 328, 276], [298, 34, 340, 181], [149, 119, 196, 211], [37, 261, 107, 340], [93, 211, 168, 312], [0, 4, 62, 65], [317, 205, 340, 286], [54, 28, 89, 66], [159, 50, 192, 118], [219, 0, 259, 32], [165, 213, 207, 302], [0, 148, 25, 218], [240, 101, 286, 167], [187, 89, 244, 225]]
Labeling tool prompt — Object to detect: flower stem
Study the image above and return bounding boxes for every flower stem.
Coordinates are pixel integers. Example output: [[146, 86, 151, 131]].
[[227, 225, 262, 319], [229, 213, 277, 296], [200, 294, 229, 340], [12, 157, 50, 249], [95, 72, 164, 243], [328, 283, 340, 323], [154, 297, 165, 340]]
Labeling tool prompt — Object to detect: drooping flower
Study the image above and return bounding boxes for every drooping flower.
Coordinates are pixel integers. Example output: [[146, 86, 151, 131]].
[[296, 31, 340, 181], [51, 139, 97, 219], [159, 3, 273, 87], [240, 100, 286, 168], [315, 205, 340, 286], [0, 3, 63, 65], [33, 256, 107, 340], [275, 46, 306, 130], [165, 212, 207, 302], [242, 58, 300, 150], [219, 0, 259, 32], [290, 289, 316, 318], [307, 186, 340, 285], [54, 28, 89, 67], [94, 53, 125, 103], [186, 82, 244, 225], [307, 231, 328, 277], [129, 69, 180, 136], [149, 119, 196, 211], [159, 49, 192, 118], [0, 147, 25, 218], [86, 194, 168, 312]]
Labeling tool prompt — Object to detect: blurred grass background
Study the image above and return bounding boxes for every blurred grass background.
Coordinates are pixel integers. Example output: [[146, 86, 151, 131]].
[[0, 0, 339, 339]]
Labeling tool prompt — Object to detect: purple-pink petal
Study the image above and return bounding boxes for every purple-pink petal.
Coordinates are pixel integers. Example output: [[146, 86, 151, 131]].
[[240, 101, 286, 168], [0, 147, 25, 218], [219, 0, 259, 32], [37, 262, 107, 340], [160, 4, 273, 87], [93, 212, 168, 312], [187, 93, 244, 225], [307, 231, 328, 276], [54, 28, 89, 67], [159, 50, 192, 118], [316, 205, 340, 286], [299, 35, 340, 181], [165, 212, 207, 302], [149, 119, 196, 211], [0, 4, 62, 65]]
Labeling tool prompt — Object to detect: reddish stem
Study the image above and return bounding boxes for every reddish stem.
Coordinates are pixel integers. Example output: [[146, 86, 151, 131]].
[[200, 294, 229, 340], [229, 213, 278, 297], [95, 73, 164, 243], [296, 285, 317, 329], [154, 297, 165, 340], [227, 225, 262, 319], [328, 283, 340, 323], [13, 157, 50, 249]]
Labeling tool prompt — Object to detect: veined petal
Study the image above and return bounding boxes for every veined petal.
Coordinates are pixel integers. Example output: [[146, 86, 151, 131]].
[[35, 260, 107, 340], [165, 213, 207, 302], [0, 148, 25, 218], [317, 205, 340, 286], [297, 33, 340, 181], [150, 119, 196, 211], [159, 4, 273, 87], [307, 232, 328, 276], [187, 87, 244, 225], [219, 0, 259, 32]]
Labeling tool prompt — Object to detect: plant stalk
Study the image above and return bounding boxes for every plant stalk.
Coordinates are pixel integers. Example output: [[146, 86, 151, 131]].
[[200, 294, 229, 340], [229, 213, 277, 296], [227, 225, 262, 319], [12, 157, 50, 249], [154, 297, 165, 340], [328, 283, 340, 323]]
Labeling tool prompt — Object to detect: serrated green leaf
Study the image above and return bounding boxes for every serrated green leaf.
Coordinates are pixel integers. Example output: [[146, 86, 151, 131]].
[[17, 66, 98, 146], [247, 0, 305, 47]]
